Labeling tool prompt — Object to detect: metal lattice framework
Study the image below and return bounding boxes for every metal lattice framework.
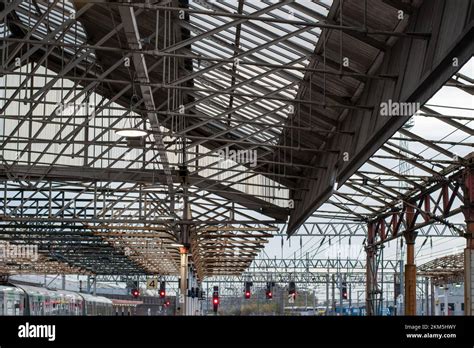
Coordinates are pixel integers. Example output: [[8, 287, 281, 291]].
[[305, 66, 473, 250], [279, 222, 464, 237], [418, 252, 464, 285], [0, 0, 472, 280], [248, 257, 400, 272], [95, 260, 398, 285], [0, 0, 335, 276]]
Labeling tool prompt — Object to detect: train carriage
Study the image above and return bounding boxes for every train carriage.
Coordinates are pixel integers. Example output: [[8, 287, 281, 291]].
[[0, 283, 113, 316], [14, 284, 60, 316], [79, 293, 114, 316], [0, 285, 25, 316], [55, 289, 84, 316]]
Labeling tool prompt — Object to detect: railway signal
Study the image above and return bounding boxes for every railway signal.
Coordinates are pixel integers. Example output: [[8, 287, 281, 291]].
[[159, 281, 166, 298], [341, 282, 348, 300], [212, 286, 219, 313], [131, 288, 140, 298], [265, 282, 273, 299], [244, 281, 252, 299]]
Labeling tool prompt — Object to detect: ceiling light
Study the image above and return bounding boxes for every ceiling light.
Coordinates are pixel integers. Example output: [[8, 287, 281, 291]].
[[115, 128, 148, 138], [115, 94, 148, 138], [142, 185, 166, 192], [170, 243, 184, 248]]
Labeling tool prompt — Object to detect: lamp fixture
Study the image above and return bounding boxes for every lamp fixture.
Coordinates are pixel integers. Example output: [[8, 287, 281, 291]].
[[115, 128, 148, 137], [115, 93, 148, 138]]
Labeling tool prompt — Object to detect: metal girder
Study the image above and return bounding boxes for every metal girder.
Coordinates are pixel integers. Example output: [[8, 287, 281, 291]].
[[191, 226, 273, 279], [368, 170, 465, 246], [279, 222, 463, 237], [94, 271, 396, 285], [0, 165, 287, 221], [417, 253, 464, 285], [1, 0, 472, 280], [168, 1, 292, 54], [0, 0, 23, 22], [118, 2, 173, 190], [249, 258, 400, 271], [204, 272, 396, 284], [288, 0, 474, 235]]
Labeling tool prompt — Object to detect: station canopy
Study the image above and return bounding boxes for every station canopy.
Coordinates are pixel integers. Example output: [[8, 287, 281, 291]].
[[0, 0, 472, 279]]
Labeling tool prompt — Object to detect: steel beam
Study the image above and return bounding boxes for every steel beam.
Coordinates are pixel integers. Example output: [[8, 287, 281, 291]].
[[118, 3, 173, 190], [288, 0, 474, 235], [0, 165, 287, 221], [463, 153, 474, 315]]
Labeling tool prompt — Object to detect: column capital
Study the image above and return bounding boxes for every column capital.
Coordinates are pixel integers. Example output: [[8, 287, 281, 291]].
[[403, 231, 417, 244]]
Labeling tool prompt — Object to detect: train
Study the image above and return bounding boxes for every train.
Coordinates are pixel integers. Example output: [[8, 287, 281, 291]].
[[0, 283, 114, 316]]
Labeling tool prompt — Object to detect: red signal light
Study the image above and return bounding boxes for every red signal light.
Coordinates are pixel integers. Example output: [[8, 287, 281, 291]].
[[245, 291, 251, 299], [131, 289, 140, 298], [212, 297, 219, 313], [159, 290, 166, 298], [212, 286, 219, 313], [341, 282, 348, 300]]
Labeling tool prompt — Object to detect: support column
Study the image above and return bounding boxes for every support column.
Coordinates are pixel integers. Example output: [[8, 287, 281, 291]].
[[424, 277, 429, 316], [331, 274, 335, 315], [430, 281, 435, 315], [325, 273, 329, 315], [179, 246, 188, 316], [404, 232, 417, 315], [348, 282, 352, 310], [462, 153, 474, 315], [444, 286, 449, 316], [86, 275, 91, 294], [313, 290, 316, 314], [339, 274, 343, 315], [178, 176, 192, 316], [366, 222, 378, 316], [464, 241, 474, 315], [366, 247, 377, 315], [404, 200, 417, 316]]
